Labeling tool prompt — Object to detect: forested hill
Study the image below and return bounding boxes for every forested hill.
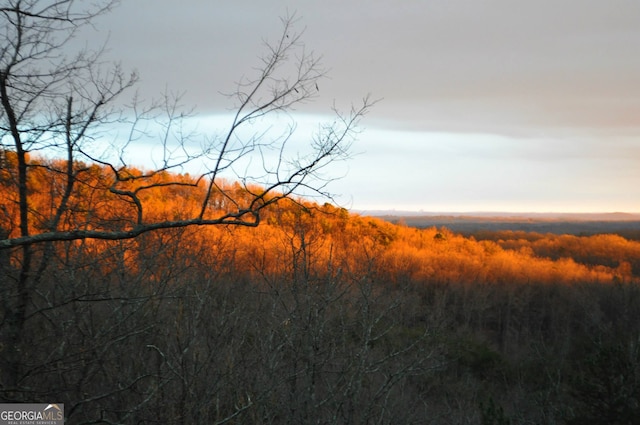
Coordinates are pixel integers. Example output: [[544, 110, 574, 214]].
[[3, 155, 640, 423], [1, 153, 639, 285]]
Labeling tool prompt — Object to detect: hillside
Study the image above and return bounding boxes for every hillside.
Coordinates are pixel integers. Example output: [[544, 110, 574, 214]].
[[2, 155, 640, 424]]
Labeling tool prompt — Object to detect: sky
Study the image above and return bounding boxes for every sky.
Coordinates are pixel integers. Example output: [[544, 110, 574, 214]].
[[83, 0, 640, 213]]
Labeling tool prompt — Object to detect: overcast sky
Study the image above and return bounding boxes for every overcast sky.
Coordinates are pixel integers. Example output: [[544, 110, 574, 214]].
[[87, 0, 640, 212]]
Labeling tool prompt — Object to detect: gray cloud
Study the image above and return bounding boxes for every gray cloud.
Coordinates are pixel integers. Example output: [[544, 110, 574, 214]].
[[74, 0, 640, 211], [88, 0, 640, 135]]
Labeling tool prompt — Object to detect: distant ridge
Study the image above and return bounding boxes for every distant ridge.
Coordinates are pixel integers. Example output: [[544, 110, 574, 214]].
[[362, 210, 640, 236], [358, 211, 640, 221]]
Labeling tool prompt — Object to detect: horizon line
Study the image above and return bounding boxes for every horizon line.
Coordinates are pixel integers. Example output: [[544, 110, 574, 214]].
[[354, 209, 640, 217]]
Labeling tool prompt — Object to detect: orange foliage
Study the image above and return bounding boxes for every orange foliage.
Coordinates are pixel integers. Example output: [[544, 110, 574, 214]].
[[1, 151, 637, 286], [491, 231, 640, 281]]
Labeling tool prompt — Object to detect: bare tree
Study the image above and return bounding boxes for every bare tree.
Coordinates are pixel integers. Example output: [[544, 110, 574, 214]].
[[0, 3, 371, 250], [0, 0, 371, 405]]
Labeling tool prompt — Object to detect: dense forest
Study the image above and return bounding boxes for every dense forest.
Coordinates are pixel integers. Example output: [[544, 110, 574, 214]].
[[2, 153, 640, 424]]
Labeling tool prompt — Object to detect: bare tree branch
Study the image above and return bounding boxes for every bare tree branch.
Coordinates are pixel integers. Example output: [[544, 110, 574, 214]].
[[1, 7, 372, 250]]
